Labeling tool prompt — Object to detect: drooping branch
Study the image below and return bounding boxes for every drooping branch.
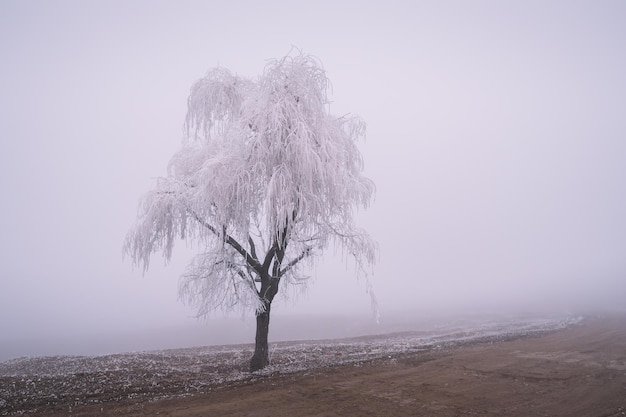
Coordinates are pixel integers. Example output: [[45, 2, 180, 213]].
[[188, 209, 263, 274], [211, 258, 258, 294], [226, 260, 260, 295], [178, 252, 265, 317], [278, 247, 312, 278]]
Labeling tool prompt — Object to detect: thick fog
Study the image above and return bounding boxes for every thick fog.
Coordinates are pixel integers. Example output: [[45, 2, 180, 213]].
[[1, 1, 625, 360]]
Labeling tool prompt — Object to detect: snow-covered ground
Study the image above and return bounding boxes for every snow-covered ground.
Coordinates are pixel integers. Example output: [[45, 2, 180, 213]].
[[0, 314, 582, 416]]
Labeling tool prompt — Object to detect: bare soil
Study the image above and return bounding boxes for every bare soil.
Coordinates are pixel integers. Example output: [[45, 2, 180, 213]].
[[2, 314, 625, 416]]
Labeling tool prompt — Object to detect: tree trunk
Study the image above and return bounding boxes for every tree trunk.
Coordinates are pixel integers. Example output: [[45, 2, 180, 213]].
[[249, 302, 271, 372]]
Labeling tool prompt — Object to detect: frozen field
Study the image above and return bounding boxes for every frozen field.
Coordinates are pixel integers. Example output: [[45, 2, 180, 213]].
[[0, 314, 582, 416]]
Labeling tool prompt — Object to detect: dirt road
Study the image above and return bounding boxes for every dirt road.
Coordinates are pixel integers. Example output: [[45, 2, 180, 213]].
[[41, 313, 625, 417]]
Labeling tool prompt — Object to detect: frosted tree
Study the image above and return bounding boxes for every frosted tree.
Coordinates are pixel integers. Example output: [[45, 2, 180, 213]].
[[124, 53, 376, 371]]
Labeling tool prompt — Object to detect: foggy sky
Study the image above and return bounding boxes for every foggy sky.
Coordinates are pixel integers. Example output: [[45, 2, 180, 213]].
[[1, 0, 625, 353]]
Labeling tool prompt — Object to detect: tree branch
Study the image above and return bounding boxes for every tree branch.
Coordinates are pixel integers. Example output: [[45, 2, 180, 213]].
[[188, 209, 263, 274], [278, 247, 311, 278], [209, 258, 258, 294], [262, 242, 278, 274], [248, 235, 258, 262], [229, 262, 260, 295], [264, 211, 296, 276]]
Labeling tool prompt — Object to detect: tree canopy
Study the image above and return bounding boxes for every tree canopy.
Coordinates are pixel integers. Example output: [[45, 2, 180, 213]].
[[124, 53, 376, 320]]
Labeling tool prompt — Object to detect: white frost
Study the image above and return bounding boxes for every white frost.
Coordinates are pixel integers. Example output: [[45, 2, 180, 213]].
[[124, 52, 376, 316]]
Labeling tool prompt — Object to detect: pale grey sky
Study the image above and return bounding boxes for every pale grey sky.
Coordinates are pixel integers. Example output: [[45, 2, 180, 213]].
[[1, 0, 625, 352]]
